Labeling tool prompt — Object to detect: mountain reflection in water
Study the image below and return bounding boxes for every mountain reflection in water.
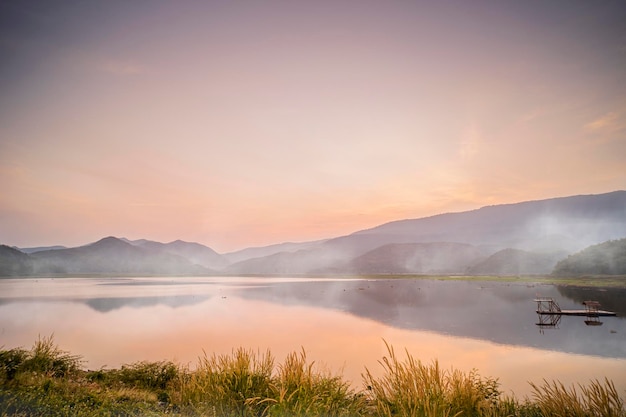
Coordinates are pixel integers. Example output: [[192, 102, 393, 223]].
[[85, 295, 210, 312], [2, 277, 623, 358], [222, 279, 625, 359]]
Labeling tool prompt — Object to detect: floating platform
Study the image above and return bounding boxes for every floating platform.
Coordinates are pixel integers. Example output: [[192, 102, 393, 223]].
[[537, 309, 616, 317], [534, 298, 616, 317]]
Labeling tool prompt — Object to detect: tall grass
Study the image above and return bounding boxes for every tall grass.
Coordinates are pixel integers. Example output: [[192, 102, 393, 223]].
[[0, 336, 164, 416], [0, 335, 81, 383], [176, 347, 362, 416], [177, 347, 274, 416], [530, 378, 625, 417], [2, 337, 625, 416], [362, 341, 501, 417], [264, 349, 363, 416]]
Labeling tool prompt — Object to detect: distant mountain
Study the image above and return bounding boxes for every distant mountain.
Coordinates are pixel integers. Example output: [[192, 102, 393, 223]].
[[224, 247, 345, 275], [0, 245, 34, 276], [30, 237, 210, 276], [19, 245, 67, 254], [223, 240, 327, 264], [224, 191, 626, 275], [552, 238, 626, 276], [126, 238, 228, 269], [163, 240, 229, 269], [3, 191, 625, 277], [351, 191, 626, 253], [348, 243, 485, 274], [467, 248, 565, 276]]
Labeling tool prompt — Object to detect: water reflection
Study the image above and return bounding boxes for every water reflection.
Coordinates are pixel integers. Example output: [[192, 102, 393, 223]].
[[233, 279, 626, 358], [535, 297, 617, 331], [85, 295, 210, 312], [557, 286, 626, 316], [536, 313, 562, 332], [0, 277, 625, 398]]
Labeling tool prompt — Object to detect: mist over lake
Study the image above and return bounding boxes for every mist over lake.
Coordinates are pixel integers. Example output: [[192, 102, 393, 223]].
[[1, 276, 624, 398]]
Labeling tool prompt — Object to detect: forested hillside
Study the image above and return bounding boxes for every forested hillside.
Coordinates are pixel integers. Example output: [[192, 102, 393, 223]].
[[552, 238, 626, 276]]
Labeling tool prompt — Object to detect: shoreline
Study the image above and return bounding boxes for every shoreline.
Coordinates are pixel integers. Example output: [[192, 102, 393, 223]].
[[3, 273, 626, 288]]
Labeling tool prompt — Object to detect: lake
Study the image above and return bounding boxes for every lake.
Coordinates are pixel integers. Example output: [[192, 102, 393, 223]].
[[1, 276, 625, 398]]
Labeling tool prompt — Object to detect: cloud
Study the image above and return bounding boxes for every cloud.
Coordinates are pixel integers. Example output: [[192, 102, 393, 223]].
[[458, 124, 483, 161], [100, 60, 144, 76], [584, 111, 623, 133]]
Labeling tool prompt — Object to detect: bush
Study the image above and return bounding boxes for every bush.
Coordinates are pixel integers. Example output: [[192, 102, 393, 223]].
[[0, 336, 81, 382], [0, 348, 29, 382], [23, 336, 82, 378], [116, 360, 179, 390]]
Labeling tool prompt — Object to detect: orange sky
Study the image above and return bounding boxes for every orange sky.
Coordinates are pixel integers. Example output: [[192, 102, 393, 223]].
[[1, 1, 625, 252]]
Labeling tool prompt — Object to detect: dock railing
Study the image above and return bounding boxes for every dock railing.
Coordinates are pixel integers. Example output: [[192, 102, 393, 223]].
[[535, 297, 561, 314]]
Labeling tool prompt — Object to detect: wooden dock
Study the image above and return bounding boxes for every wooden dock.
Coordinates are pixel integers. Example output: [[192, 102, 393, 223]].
[[538, 309, 617, 317], [534, 298, 616, 317]]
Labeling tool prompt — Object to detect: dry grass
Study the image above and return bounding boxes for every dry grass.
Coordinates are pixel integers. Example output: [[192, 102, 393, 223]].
[[175, 347, 362, 416], [530, 378, 625, 417], [2, 337, 625, 416], [362, 341, 501, 417], [176, 347, 274, 416], [265, 349, 363, 416]]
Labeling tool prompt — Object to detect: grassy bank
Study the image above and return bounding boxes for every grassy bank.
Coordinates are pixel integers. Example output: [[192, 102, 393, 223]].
[[353, 274, 626, 289], [1, 337, 624, 417], [222, 274, 626, 289]]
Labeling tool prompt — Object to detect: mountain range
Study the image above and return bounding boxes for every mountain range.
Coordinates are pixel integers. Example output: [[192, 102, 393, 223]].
[[2, 190, 625, 277]]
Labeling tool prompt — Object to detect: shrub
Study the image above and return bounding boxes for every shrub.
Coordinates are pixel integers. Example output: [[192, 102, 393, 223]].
[[0, 335, 81, 382], [0, 348, 29, 382], [23, 335, 82, 378], [116, 360, 179, 390]]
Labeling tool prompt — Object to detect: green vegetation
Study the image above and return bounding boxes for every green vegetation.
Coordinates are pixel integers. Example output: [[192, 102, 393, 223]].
[[553, 238, 626, 277], [1, 337, 625, 416]]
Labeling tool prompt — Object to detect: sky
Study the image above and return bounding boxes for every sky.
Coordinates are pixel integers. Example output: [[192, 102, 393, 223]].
[[1, 0, 625, 253]]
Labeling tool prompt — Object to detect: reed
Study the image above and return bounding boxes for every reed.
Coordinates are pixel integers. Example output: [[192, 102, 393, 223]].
[[176, 347, 274, 416], [264, 348, 363, 416], [362, 341, 501, 417], [530, 378, 625, 417]]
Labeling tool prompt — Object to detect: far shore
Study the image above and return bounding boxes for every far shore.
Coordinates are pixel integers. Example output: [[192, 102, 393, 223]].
[[3, 273, 626, 288]]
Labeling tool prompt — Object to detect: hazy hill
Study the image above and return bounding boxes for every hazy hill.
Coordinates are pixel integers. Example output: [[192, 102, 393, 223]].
[[126, 238, 229, 269], [552, 238, 626, 276], [223, 240, 327, 264], [224, 191, 626, 275], [0, 245, 34, 276], [467, 248, 565, 276], [4, 191, 625, 277], [348, 243, 485, 274], [19, 245, 67, 254], [224, 247, 346, 275], [30, 237, 210, 275], [351, 191, 626, 253]]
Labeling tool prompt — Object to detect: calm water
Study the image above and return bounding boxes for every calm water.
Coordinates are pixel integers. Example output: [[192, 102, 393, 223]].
[[1, 277, 625, 397]]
